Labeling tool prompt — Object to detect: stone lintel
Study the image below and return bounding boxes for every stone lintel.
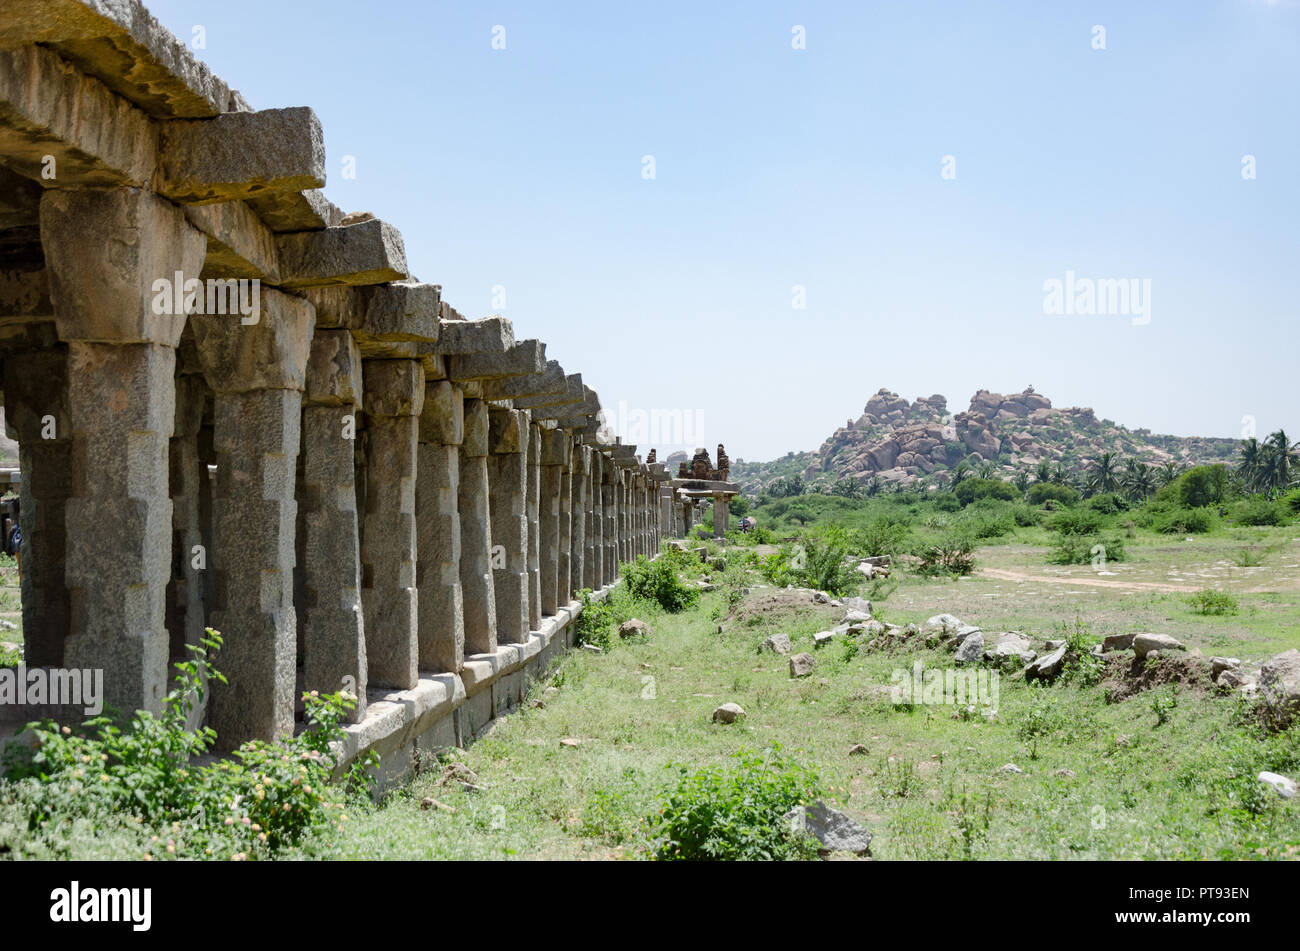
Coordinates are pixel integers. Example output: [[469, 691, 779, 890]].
[[481, 358, 567, 401], [277, 218, 408, 288], [419, 380, 464, 445], [190, 287, 315, 393], [362, 358, 425, 417], [434, 315, 513, 355], [449, 338, 545, 382]]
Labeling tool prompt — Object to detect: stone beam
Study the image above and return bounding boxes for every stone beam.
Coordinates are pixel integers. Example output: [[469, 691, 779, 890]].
[[481, 358, 568, 401], [184, 200, 280, 282], [156, 106, 325, 204], [278, 218, 408, 288], [434, 315, 513, 355], [448, 338, 544, 382], [514, 371, 585, 411]]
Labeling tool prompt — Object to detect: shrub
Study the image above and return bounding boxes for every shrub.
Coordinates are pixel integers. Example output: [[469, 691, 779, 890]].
[[1231, 497, 1288, 527], [647, 746, 822, 860], [1087, 492, 1129, 515], [799, 535, 860, 596], [1178, 465, 1228, 509], [1284, 488, 1300, 515], [1187, 589, 1239, 616], [1045, 508, 1106, 536], [1153, 507, 1214, 535], [0, 630, 370, 860], [855, 517, 911, 557], [957, 505, 1014, 539], [930, 493, 962, 513], [1027, 482, 1080, 506], [1010, 504, 1040, 527], [1047, 534, 1126, 566], [573, 589, 616, 649], [914, 532, 976, 577], [955, 478, 1018, 506], [621, 555, 700, 613]]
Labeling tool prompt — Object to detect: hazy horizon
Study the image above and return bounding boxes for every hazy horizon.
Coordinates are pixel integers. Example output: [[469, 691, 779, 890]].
[[146, 0, 1299, 463]]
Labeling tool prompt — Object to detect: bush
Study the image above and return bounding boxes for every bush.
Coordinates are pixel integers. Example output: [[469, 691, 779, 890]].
[[1010, 504, 1041, 527], [1284, 488, 1300, 515], [620, 555, 700, 613], [930, 493, 962, 513], [799, 535, 859, 596], [1087, 492, 1129, 515], [573, 589, 616, 649], [1153, 506, 1214, 535], [647, 746, 822, 860], [957, 503, 1014, 539], [1047, 534, 1126, 566], [1187, 589, 1239, 616], [1045, 508, 1106, 536], [855, 516, 911, 557], [954, 478, 1018, 506], [1178, 465, 1228, 509], [1231, 497, 1289, 527], [1027, 482, 1080, 506], [914, 532, 976, 577], [0, 630, 370, 861]]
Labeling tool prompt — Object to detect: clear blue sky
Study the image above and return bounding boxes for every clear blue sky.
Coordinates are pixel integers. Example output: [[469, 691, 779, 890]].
[[150, 0, 1298, 461]]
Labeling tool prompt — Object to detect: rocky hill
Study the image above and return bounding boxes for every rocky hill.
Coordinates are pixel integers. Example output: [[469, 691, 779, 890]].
[[732, 387, 1240, 493]]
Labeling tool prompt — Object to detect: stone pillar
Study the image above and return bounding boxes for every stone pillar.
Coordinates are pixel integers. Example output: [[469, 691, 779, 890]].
[[2, 346, 72, 668], [167, 373, 207, 670], [416, 381, 465, 673], [360, 359, 423, 689], [570, 441, 587, 593], [526, 419, 541, 629], [589, 451, 603, 588], [557, 438, 573, 605], [538, 429, 566, 617], [40, 187, 206, 717], [602, 457, 617, 583], [298, 329, 366, 719], [660, 486, 674, 542], [714, 494, 730, 537], [487, 407, 529, 644], [459, 399, 496, 655], [191, 289, 314, 745]]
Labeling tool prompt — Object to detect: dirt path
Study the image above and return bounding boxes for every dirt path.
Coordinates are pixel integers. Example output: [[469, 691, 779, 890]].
[[978, 566, 1297, 594]]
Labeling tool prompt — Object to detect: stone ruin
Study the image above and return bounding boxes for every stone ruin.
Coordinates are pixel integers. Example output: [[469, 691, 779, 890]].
[[666, 447, 738, 539], [0, 0, 676, 782]]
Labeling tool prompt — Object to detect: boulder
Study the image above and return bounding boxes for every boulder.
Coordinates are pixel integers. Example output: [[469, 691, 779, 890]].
[[1101, 633, 1136, 653], [813, 631, 835, 648], [1132, 633, 1185, 659], [1258, 771, 1297, 800], [841, 609, 871, 625], [782, 801, 872, 855], [789, 653, 816, 678], [1215, 668, 1249, 690], [954, 631, 985, 666], [761, 633, 793, 655], [985, 632, 1037, 668], [923, 614, 964, 637], [1025, 644, 1067, 682], [1210, 657, 1241, 680], [618, 618, 651, 639], [1259, 649, 1300, 728], [843, 596, 873, 615], [712, 702, 745, 724]]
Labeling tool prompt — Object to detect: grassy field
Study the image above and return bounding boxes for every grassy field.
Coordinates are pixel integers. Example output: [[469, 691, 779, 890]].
[[306, 524, 1300, 861]]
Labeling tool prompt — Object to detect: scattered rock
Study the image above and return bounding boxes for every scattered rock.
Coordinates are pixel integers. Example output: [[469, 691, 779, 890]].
[[1259, 649, 1300, 729], [1132, 633, 1185, 659], [419, 797, 455, 813], [812, 591, 830, 604], [529, 699, 545, 710], [782, 801, 872, 856], [1101, 633, 1136, 653], [439, 762, 479, 787], [1210, 657, 1241, 679], [1258, 771, 1297, 800], [544, 686, 559, 696], [1025, 644, 1067, 682], [1215, 668, 1249, 690], [923, 613, 964, 636], [761, 633, 793, 655], [1044, 639, 1065, 651], [712, 702, 745, 724], [843, 597, 873, 615], [985, 632, 1036, 668], [580, 644, 603, 654], [954, 631, 985, 666], [789, 653, 816, 678], [848, 744, 869, 756], [841, 609, 871, 625], [998, 763, 1024, 775], [559, 737, 582, 748], [1054, 769, 1076, 778], [618, 618, 651, 639], [813, 631, 835, 649]]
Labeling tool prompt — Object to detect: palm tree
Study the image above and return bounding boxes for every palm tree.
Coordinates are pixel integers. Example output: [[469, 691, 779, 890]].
[[977, 461, 996, 479], [1014, 471, 1031, 496], [1086, 452, 1121, 496], [1259, 429, 1299, 495], [1034, 460, 1052, 485], [1155, 459, 1183, 488], [1121, 459, 1156, 501], [950, 461, 973, 487], [1237, 438, 1265, 493]]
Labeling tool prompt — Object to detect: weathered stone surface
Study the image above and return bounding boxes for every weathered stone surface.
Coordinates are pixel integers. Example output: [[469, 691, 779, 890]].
[[1258, 771, 1297, 800], [488, 407, 529, 644], [184, 199, 280, 282], [1101, 633, 1136, 653], [954, 631, 985, 665], [419, 380, 464, 446], [40, 186, 206, 345], [1132, 633, 1185, 660], [783, 801, 872, 855], [1025, 644, 1067, 682], [761, 633, 792, 655], [985, 632, 1036, 668], [278, 218, 407, 288], [304, 328, 363, 407], [619, 618, 651, 639], [449, 338, 545, 381], [416, 442, 463, 673], [158, 107, 325, 204], [190, 287, 315, 392], [436, 315, 513, 355], [789, 652, 816, 678], [712, 702, 745, 724], [1259, 649, 1300, 728]]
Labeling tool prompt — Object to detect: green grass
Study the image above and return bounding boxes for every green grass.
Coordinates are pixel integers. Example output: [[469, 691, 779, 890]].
[[312, 526, 1300, 861]]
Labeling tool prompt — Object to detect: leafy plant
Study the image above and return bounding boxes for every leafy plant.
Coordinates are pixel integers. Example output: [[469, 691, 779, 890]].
[[913, 532, 976, 577], [648, 746, 822, 860], [1187, 589, 1239, 616], [620, 555, 701, 613], [573, 589, 616, 649]]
